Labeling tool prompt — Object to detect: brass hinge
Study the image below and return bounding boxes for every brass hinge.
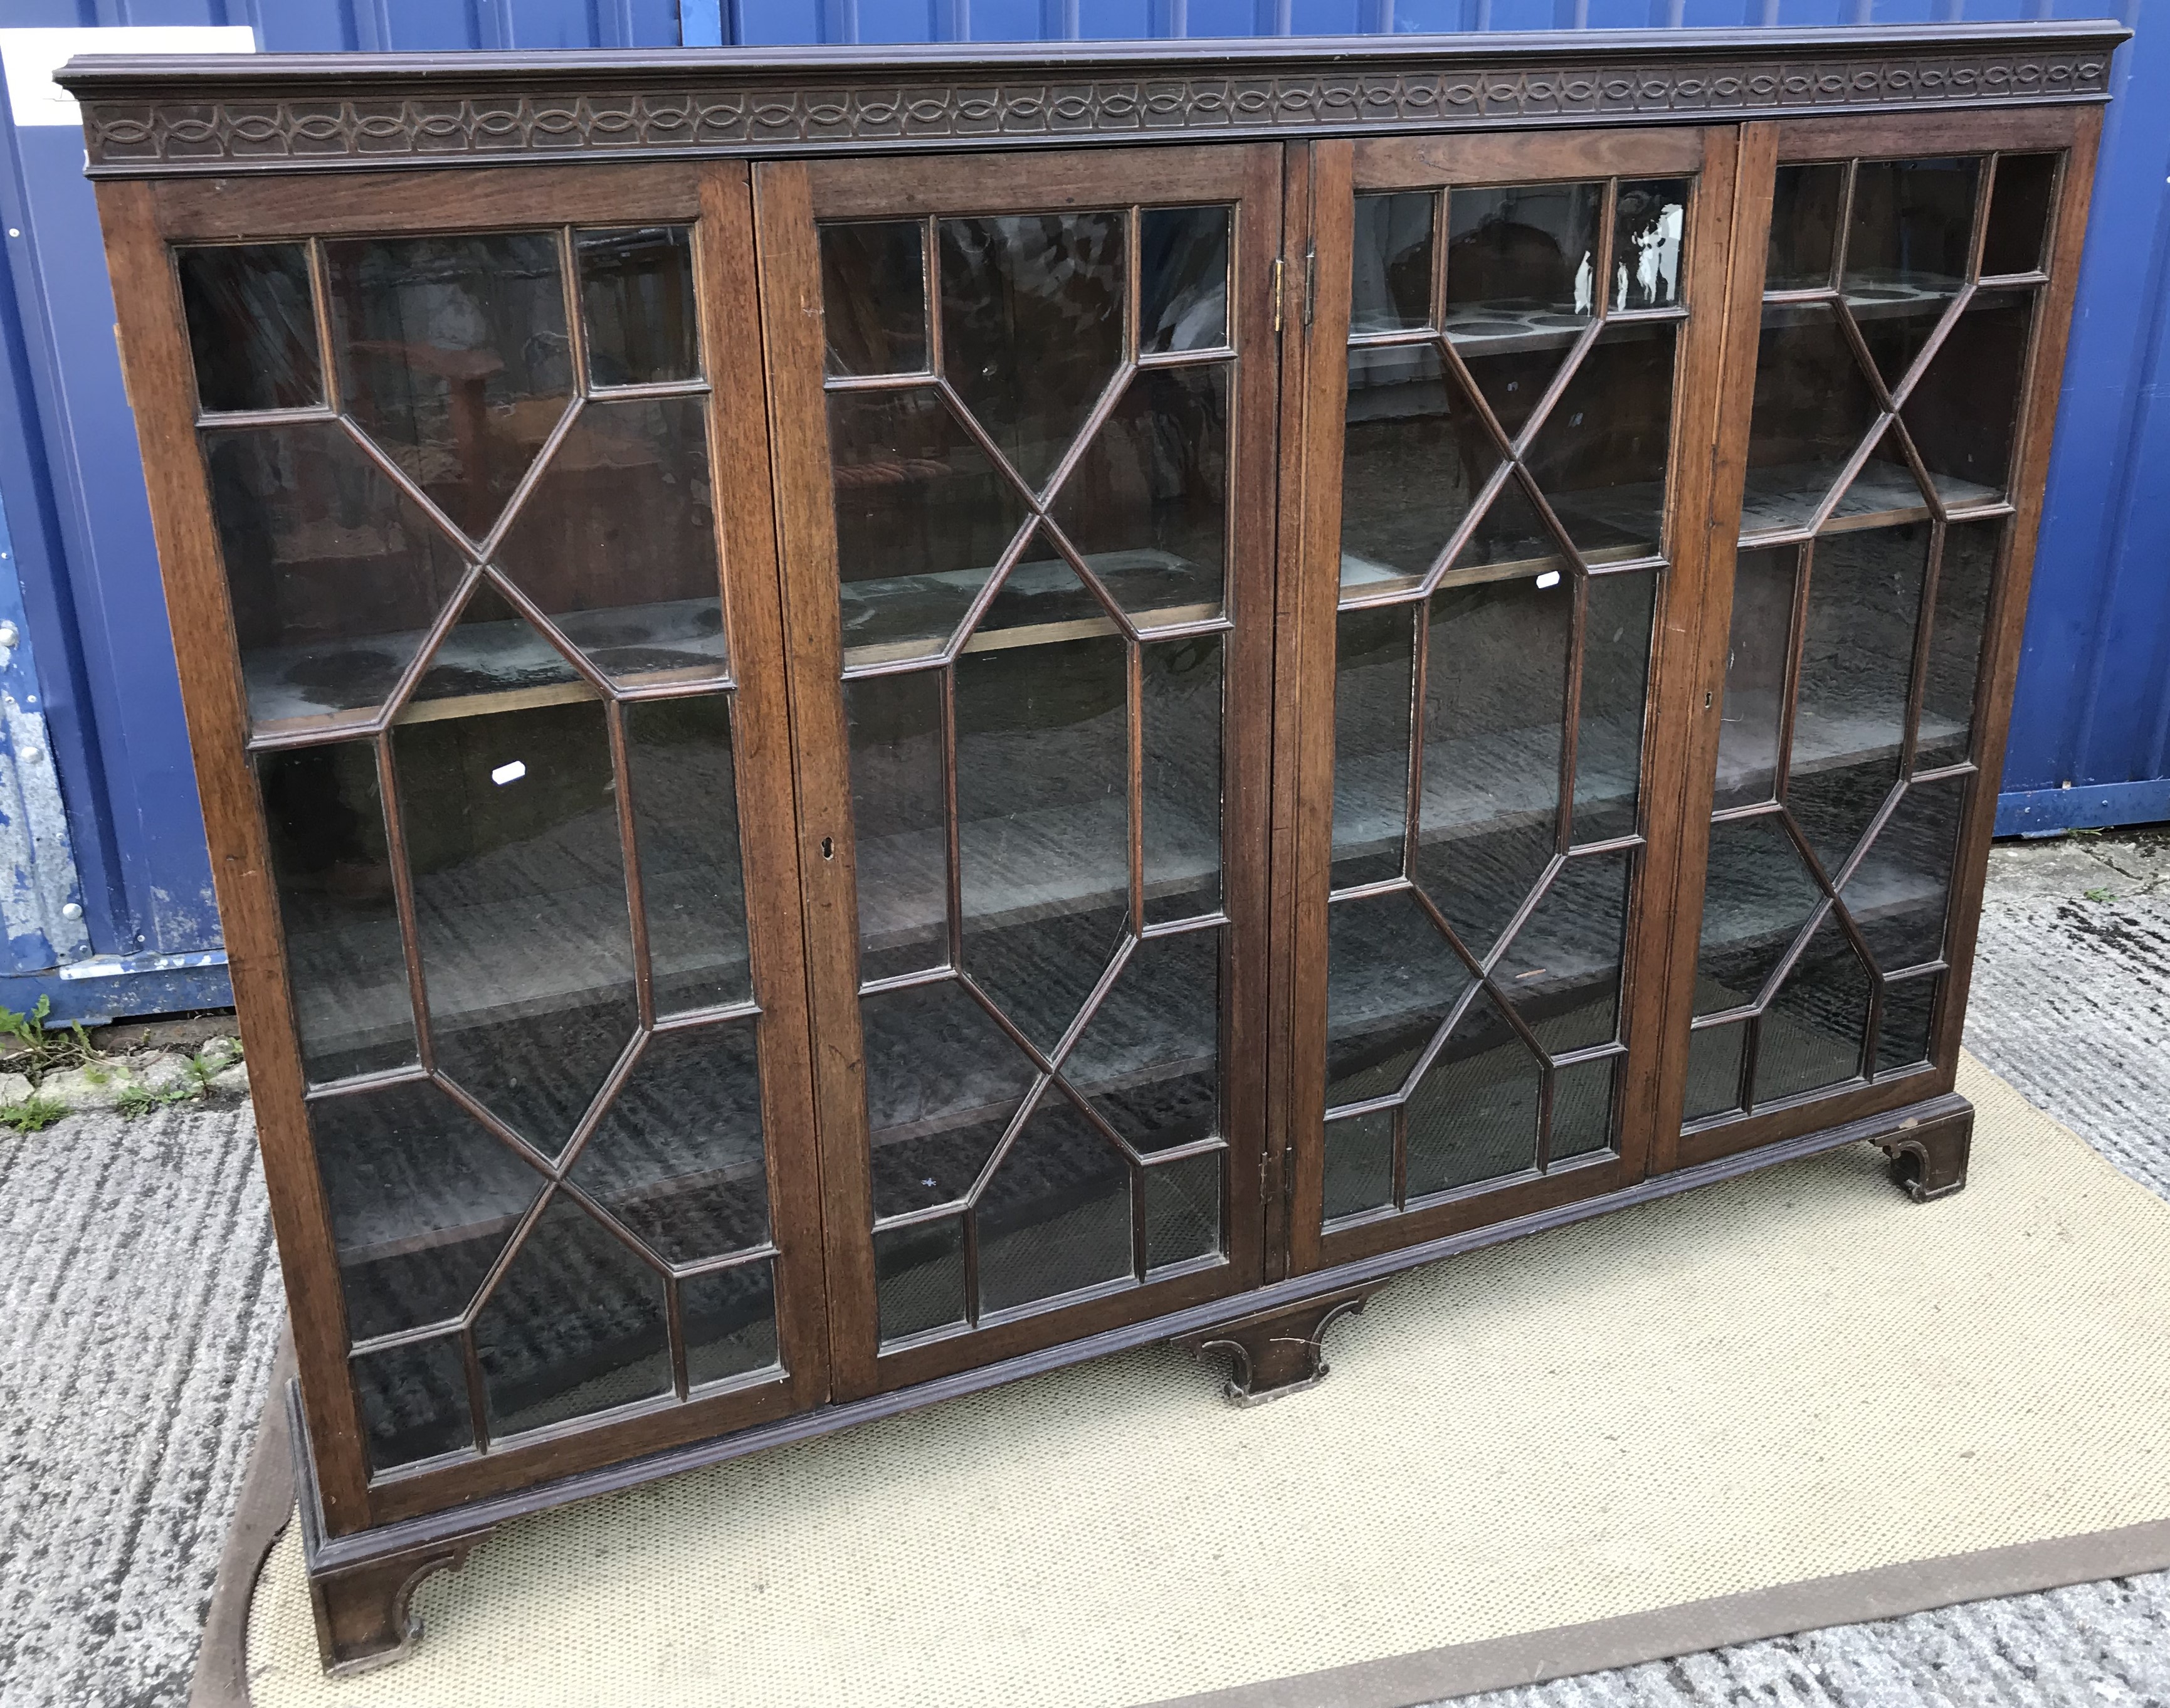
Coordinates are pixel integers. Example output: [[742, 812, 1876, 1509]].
[[1272, 256, 1285, 334], [1304, 245, 1317, 327]]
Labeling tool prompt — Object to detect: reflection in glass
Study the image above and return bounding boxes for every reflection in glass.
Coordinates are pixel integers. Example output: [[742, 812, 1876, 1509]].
[[310, 1078, 542, 1344], [1524, 320, 1676, 561], [1754, 914, 1871, 1104], [1052, 364, 1228, 624], [576, 226, 698, 386], [1351, 191, 1433, 334], [1324, 1107, 1396, 1222], [1551, 1055, 1616, 1160], [1789, 524, 1930, 878], [1404, 996, 1541, 1197], [1877, 973, 1941, 1073], [846, 672, 949, 983], [1340, 344, 1499, 593], [956, 635, 1130, 1053], [1325, 887, 1472, 1108], [396, 697, 639, 1158], [1766, 164, 1844, 291], [570, 1021, 767, 1265], [976, 1088, 1132, 1314], [1695, 812, 1823, 1015], [1844, 157, 1980, 303], [1574, 571, 1656, 844], [1140, 205, 1231, 353], [683, 1260, 781, 1388], [1843, 777, 1965, 973], [1737, 303, 1879, 538], [1332, 604, 1415, 889], [626, 695, 751, 1014], [1414, 569, 1571, 959], [179, 243, 320, 413], [1900, 289, 2033, 505], [1446, 182, 1601, 321], [410, 577, 577, 712], [353, 1334, 473, 1471], [1442, 473, 1562, 581], [830, 386, 1028, 665], [875, 1216, 965, 1343], [1713, 546, 1796, 809], [1829, 423, 1930, 529], [1142, 637, 1223, 924], [1144, 1150, 1223, 1270], [1683, 1021, 1747, 1120], [1494, 849, 1631, 1056], [1064, 925, 1219, 1154], [326, 231, 573, 540], [1983, 154, 2058, 277], [475, 1192, 672, 1437], [1919, 520, 1999, 769], [940, 211, 1125, 491], [860, 979, 1035, 1218], [494, 394, 724, 687], [203, 420, 469, 730], [259, 742, 415, 1083], [820, 219, 927, 376], [1613, 180, 1688, 311]]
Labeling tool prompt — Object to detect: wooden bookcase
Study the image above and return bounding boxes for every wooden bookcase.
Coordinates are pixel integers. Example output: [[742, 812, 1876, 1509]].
[[64, 23, 2119, 1671]]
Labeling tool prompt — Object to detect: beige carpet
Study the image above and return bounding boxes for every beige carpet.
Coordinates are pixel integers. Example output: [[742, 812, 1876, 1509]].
[[243, 1053, 2170, 1707]]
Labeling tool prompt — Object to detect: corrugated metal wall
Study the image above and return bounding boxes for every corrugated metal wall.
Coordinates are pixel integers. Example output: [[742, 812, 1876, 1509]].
[[0, 0, 2152, 1022]]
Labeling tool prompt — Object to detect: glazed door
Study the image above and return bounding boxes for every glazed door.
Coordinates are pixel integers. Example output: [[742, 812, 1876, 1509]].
[[1667, 112, 2099, 1169], [1283, 130, 1744, 1271], [757, 147, 1280, 1396]]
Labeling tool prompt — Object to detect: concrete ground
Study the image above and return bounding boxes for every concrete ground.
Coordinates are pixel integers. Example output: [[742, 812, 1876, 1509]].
[[2, 833, 2167, 1708]]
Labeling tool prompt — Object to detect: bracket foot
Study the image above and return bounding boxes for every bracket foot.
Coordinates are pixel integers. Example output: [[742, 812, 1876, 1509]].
[[1877, 1099, 1974, 1203], [1172, 1280, 1388, 1405]]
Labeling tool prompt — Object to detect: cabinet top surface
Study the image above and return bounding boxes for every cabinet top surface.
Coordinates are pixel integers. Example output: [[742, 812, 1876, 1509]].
[[59, 20, 2127, 179]]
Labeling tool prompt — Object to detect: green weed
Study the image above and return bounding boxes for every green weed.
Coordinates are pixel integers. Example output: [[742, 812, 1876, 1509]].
[[0, 1095, 68, 1133]]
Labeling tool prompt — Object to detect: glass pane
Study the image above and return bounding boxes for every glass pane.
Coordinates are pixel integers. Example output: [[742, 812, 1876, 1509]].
[[846, 672, 949, 983], [1340, 344, 1498, 595], [1877, 973, 1941, 1073], [1441, 472, 1564, 582], [1766, 164, 1844, 292], [821, 219, 927, 376], [1844, 158, 1981, 388], [682, 1260, 781, 1388], [1919, 519, 1999, 770], [1737, 303, 1879, 539], [861, 979, 1035, 1218], [1144, 1150, 1223, 1270], [179, 243, 320, 413], [1143, 635, 1223, 924], [976, 530, 1105, 643], [203, 419, 469, 731], [1613, 179, 1688, 312], [1063, 925, 1219, 1154], [1551, 1055, 1616, 1161], [1713, 546, 1796, 810], [258, 742, 415, 1083], [310, 1078, 542, 1344], [1445, 182, 1601, 438], [1983, 154, 2058, 277], [569, 1020, 767, 1265], [830, 386, 1028, 667], [474, 1192, 672, 1437], [1525, 319, 1677, 562], [940, 212, 1125, 492], [1574, 570, 1656, 845], [976, 1087, 1132, 1314], [1414, 569, 1571, 960], [326, 231, 573, 540], [1332, 604, 1415, 889], [1695, 812, 1822, 1016], [1842, 776, 1966, 973], [1325, 887, 1472, 1108], [875, 1217, 965, 1344], [1324, 1107, 1396, 1222], [1828, 423, 1930, 530], [576, 226, 698, 386], [352, 1334, 471, 1472], [1900, 288, 2033, 507], [955, 635, 1130, 1054], [1051, 364, 1228, 625], [626, 695, 750, 1015], [1494, 848, 1631, 1056], [1788, 524, 1930, 878], [1683, 1021, 1747, 1121], [1351, 191, 1433, 335], [409, 577, 577, 715], [1754, 914, 1872, 1105], [1404, 994, 1541, 1198], [1140, 205, 1231, 354], [396, 698, 639, 1158], [493, 394, 724, 687]]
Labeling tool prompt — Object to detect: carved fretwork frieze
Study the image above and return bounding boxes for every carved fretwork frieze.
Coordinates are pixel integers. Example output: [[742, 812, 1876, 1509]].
[[61, 25, 2123, 176]]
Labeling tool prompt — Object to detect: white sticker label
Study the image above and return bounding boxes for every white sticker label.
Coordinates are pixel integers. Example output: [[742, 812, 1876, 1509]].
[[1, 26, 255, 128], [491, 761, 527, 786], [1534, 570, 1562, 590]]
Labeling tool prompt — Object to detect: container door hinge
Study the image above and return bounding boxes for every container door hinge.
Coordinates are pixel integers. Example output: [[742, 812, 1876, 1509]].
[[1304, 245, 1317, 327], [1273, 256, 1285, 333]]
